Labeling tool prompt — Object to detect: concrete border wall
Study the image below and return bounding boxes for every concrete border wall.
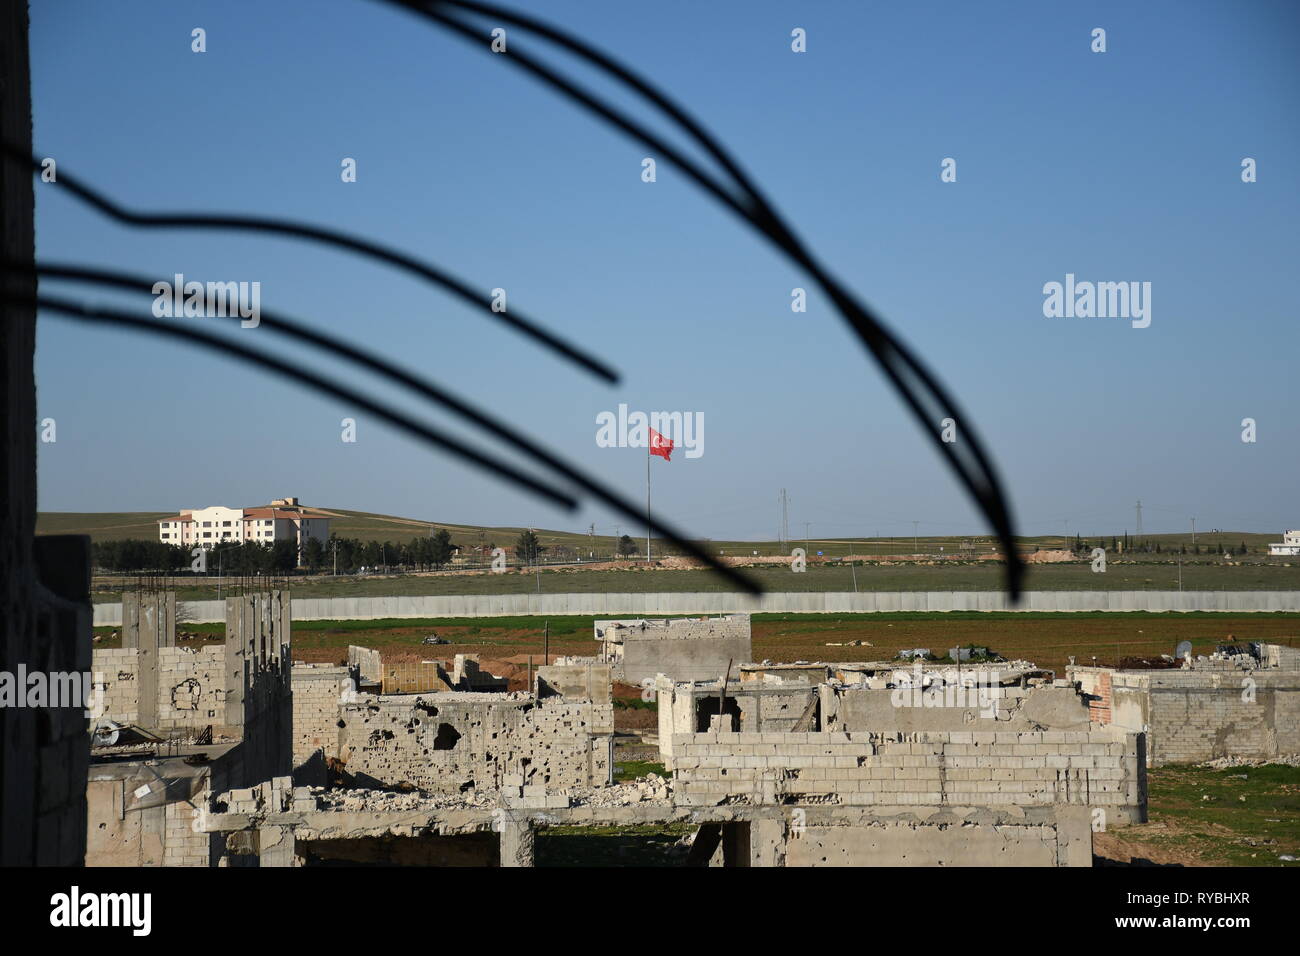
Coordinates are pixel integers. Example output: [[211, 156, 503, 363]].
[[93, 589, 1300, 625]]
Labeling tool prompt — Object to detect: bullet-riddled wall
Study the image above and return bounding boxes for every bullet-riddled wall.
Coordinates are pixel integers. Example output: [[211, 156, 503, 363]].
[[336, 692, 614, 794]]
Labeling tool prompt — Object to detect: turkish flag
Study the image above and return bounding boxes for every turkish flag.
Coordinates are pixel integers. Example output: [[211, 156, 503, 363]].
[[649, 427, 674, 461]]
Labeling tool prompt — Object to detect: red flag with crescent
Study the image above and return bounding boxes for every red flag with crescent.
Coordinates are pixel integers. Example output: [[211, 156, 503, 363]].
[[649, 427, 674, 461]]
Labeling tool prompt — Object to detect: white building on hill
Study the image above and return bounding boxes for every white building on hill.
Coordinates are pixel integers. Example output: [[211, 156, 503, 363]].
[[1268, 530, 1300, 556], [158, 496, 331, 556], [1268, 535, 1300, 556]]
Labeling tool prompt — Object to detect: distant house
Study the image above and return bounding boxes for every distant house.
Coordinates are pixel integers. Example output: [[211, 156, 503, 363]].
[[157, 496, 331, 558], [1269, 530, 1300, 557], [453, 544, 515, 566]]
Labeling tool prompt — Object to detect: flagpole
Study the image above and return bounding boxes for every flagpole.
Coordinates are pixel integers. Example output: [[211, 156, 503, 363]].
[[646, 437, 651, 562]]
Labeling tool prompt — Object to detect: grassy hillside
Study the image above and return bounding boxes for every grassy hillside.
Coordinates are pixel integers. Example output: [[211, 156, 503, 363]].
[[37, 511, 176, 540], [38, 507, 613, 552], [36, 508, 1285, 557]]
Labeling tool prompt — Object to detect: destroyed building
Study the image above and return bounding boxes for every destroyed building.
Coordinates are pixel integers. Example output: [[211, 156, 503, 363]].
[[292, 650, 614, 798], [1068, 642, 1300, 766], [86, 590, 293, 866], [657, 659, 1088, 765], [205, 646, 1147, 867], [87, 597, 1297, 868], [594, 613, 751, 683]]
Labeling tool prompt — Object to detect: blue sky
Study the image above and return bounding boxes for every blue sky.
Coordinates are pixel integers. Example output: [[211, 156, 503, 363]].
[[28, 0, 1300, 541]]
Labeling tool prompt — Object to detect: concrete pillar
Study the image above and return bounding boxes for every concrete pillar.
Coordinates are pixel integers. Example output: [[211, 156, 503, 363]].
[[749, 815, 787, 867], [499, 817, 535, 867], [224, 596, 249, 730], [1053, 806, 1094, 867], [258, 825, 297, 867], [136, 596, 159, 729]]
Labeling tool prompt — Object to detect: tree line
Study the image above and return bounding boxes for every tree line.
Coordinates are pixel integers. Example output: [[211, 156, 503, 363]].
[[1069, 534, 1254, 556], [92, 538, 302, 573], [317, 530, 455, 572]]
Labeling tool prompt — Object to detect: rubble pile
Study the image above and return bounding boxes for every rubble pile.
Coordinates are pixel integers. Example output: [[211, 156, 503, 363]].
[[572, 774, 673, 808]]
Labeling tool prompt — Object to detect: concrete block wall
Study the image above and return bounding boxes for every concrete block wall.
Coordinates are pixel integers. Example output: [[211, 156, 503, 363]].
[[90, 648, 141, 724], [291, 664, 351, 776], [1145, 671, 1300, 765], [822, 683, 1092, 734], [86, 750, 234, 867], [163, 781, 214, 867], [537, 663, 612, 703], [1263, 644, 1300, 670], [611, 616, 753, 684], [671, 730, 1144, 823], [336, 693, 614, 794], [347, 645, 381, 683], [782, 806, 1093, 867], [156, 645, 227, 730], [1070, 662, 1300, 766], [656, 680, 817, 765], [92, 644, 230, 730]]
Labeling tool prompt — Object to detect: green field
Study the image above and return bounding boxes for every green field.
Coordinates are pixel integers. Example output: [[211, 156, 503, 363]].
[[98, 610, 1300, 677], [88, 559, 1300, 603], [1097, 764, 1300, 866]]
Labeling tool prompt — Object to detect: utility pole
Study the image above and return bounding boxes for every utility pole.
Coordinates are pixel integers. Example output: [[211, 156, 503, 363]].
[[779, 488, 789, 550], [1191, 517, 1196, 547], [804, 522, 811, 557], [1135, 500, 1143, 539], [913, 521, 919, 555]]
